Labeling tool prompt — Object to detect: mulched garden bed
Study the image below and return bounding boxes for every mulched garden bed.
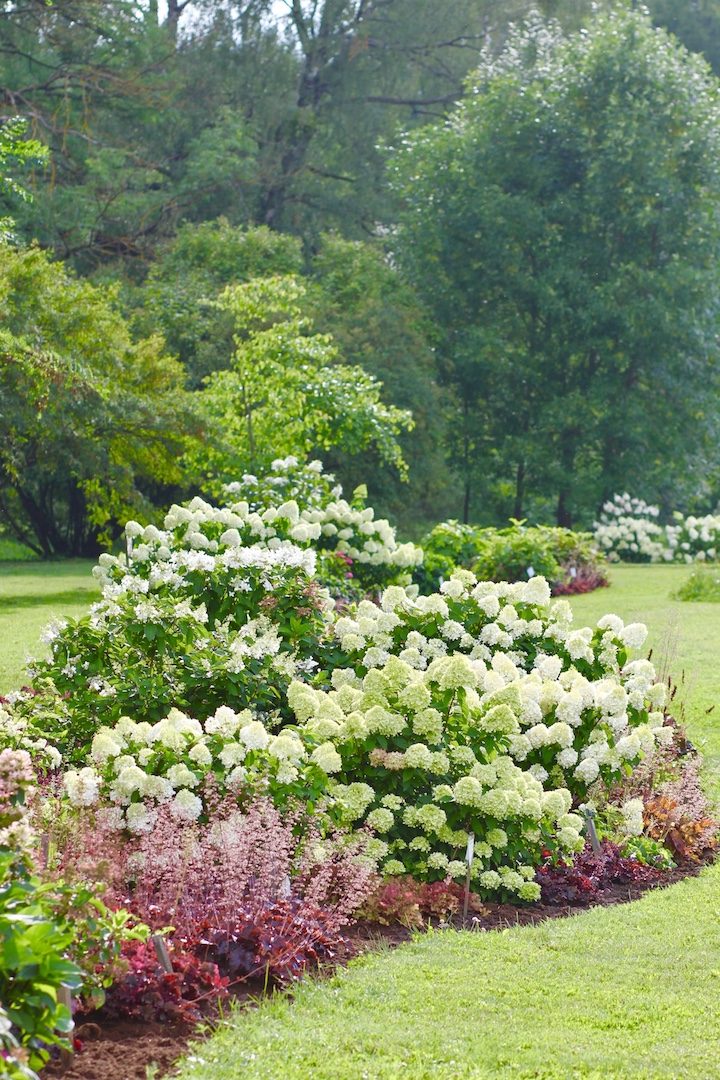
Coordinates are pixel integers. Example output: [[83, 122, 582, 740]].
[[44, 864, 699, 1080]]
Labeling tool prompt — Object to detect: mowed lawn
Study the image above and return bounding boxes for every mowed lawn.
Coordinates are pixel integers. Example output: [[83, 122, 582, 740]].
[[1, 560, 719, 1078], [0, 560, 97, 692]]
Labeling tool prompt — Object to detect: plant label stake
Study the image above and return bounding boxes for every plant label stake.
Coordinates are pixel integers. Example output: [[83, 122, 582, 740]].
[[151, 934, 174, 974], [582, 806, 601, 854], [462, 832, 475, 925], [58, 985, 74, 1072]]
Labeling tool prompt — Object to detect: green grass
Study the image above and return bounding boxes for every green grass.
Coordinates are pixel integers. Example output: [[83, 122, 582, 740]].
[[172, 562, 720, 1080], [0, 535, 38, 561], [0, 560, 97, 692], [177, 869, 720, 1080]]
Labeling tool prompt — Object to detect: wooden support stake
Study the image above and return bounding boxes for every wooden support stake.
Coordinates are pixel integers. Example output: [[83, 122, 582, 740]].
[[152, 933, 174, 973], [582, 806, 602, 854], [462, 832, 475, 925], [58, 985, 74, 1072]]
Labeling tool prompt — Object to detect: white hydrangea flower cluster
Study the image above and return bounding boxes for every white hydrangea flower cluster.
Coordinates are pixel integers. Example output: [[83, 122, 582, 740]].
[[330, 572, 669, 796], [62, 706, 310, 833], [665, 513, 720, 563], [23, 525, 331, 749], [594, 494, 720, 564], [286, 655, 582, 900]]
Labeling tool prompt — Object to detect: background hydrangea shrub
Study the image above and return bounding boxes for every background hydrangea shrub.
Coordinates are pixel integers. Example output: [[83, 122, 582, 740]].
[[593, 494, 667, 563], [14, 542, 329, 762], [665, 513, 720, 563], [223, 456, 423, 594], [594, 494, 720, 564]]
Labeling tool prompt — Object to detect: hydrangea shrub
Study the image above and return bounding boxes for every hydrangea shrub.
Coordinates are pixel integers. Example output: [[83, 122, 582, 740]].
[[594, 494, 720, 564], [329, 573, 669, 798], [17, 542, 328, 761], [224, 456, 423, 593]]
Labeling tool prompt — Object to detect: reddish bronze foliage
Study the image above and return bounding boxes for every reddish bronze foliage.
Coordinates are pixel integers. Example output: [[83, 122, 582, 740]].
[[643, 794, 718, 863], [537, 842, 666, 905]]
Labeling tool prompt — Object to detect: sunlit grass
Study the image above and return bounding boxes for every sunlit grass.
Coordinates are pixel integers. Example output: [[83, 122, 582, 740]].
[[0, 560, 97, 691]]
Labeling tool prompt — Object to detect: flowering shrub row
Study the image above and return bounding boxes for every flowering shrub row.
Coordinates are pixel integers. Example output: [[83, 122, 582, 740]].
[[594, 494, 720, 563], [10, 560, 670, 907]]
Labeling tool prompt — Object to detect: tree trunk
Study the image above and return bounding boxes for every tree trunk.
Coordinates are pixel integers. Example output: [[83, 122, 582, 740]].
[[556, 489, 572, 528], [513, 460, 525, 520]]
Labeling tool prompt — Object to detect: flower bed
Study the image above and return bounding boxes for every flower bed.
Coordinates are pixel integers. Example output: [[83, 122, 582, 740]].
[[416, 520, 608, 595], [0, 465, 716, 1078]]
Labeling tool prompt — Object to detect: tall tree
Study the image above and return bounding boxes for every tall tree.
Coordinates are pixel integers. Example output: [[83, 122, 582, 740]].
[[393, 8, 720, 525]]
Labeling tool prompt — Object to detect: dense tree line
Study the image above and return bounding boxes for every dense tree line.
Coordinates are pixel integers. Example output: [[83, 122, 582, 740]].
[[2, 1, 720, 552]]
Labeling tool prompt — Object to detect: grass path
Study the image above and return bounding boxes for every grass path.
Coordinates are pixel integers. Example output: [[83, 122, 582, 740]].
[[176, 868, 720, 1080]]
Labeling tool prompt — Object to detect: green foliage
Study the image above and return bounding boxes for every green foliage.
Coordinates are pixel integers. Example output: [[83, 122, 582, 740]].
[[307, 235, 453, 529], [0, 243, 200, 557], [135, 221, 304, 386], [0, 117, 47, 242], [472, 525, 604, 590], [675, 566, 720, 603], [394, 8, 720, 525], [416, 521, 605, 594], [619, 835, 676, 870], [190, 275, 413, 490]]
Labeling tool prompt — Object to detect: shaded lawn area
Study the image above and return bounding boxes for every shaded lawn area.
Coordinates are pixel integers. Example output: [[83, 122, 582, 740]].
[[0, 560, 97, 692]]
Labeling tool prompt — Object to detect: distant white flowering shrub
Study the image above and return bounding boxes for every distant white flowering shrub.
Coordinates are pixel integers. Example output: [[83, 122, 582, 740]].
[[665, 513, 720, 563], [593, 494, 667, 563], [594, 495, 720, 564]]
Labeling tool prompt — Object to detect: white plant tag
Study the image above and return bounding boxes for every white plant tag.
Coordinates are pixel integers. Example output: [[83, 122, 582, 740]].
[[526, 566, 535, 578], [465, 832, 475, 866]]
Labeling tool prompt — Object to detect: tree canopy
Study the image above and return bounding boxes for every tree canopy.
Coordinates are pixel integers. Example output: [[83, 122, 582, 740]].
[[393, 8, 720, 525]]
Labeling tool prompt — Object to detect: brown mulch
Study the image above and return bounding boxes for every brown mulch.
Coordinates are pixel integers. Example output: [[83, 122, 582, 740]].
[[42, 865, 699, 1080]]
